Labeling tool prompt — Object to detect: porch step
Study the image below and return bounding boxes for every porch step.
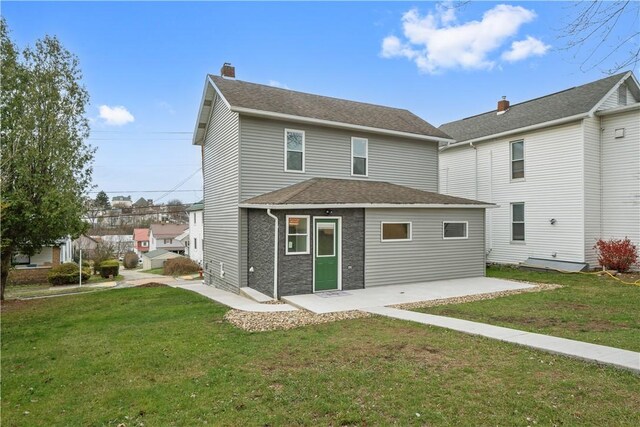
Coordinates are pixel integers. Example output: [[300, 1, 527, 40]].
[[239, 287, 275, 303]]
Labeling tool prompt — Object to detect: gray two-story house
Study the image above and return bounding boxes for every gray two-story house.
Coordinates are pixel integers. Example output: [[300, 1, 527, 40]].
[[192, 64, 492, 299]]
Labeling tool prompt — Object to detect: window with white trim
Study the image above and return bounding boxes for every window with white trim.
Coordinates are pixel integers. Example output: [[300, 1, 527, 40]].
[[285, 129, 305, 172], [511, 140, 524, 180], [141, 241, 149, 247], [443, 221, 468, 239], [512, 203, 525, 241], [351, 137, 368, 176], [286, 215, 309, 254], [381, 222, 411, 242], [194, 238, 197, 250]]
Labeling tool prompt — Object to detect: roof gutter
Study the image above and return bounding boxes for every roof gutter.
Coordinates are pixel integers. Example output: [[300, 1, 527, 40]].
[[440, 112, 590, 151], [240, 203, 495, 209], [594, 102, 640, 116], [229, 106, 454, 144]]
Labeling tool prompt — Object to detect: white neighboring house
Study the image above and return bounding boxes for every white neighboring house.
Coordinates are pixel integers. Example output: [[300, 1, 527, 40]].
[[187, 200, 203, 265], [148, 223, 189, 254], [12, 236, 73, 267], [99, 234, 135, 257], [141, 249, 183, 270], [439, 71, 640, 268]]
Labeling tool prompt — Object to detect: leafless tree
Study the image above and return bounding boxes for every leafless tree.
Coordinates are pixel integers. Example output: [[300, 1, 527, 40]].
[[559, 0, 639, 74]]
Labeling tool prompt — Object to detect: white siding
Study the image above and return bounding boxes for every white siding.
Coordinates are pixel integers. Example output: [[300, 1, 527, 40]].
[[189, 210, 204, 265], [203, 95, 241, 291], [239, 116, 439, 200], [365, 208, 485, 287], [440, 122, 586, 264], [601, 109, 640, 257], [583, 116, 602, 265], [599, 83, 638, 110]]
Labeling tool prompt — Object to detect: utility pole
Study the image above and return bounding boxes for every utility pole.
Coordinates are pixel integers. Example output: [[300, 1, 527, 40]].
[[79, 246, 83, 287]]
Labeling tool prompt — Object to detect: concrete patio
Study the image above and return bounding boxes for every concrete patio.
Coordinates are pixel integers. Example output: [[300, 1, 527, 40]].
[[282, 277, 534, 314]]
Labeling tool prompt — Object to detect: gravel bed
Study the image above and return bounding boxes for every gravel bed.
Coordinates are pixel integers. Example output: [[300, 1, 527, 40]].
[[224, 309, 370, 332], [390, 282, 562, 310], [225, 282, 561, 332]]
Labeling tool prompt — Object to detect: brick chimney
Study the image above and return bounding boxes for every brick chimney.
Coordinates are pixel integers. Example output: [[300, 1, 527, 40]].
[[220, 63, 235, 79], [497, 96, 510, 112]]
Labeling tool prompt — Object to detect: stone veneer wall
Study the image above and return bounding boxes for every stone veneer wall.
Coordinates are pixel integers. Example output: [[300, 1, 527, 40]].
[[247, 208, 365, 297]]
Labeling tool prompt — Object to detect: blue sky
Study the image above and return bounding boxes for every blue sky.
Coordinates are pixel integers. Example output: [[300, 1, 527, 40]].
[[3, 1, 638, 203]]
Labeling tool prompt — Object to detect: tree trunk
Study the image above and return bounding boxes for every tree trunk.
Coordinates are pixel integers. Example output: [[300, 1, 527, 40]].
[[1, 247, 12, 301]]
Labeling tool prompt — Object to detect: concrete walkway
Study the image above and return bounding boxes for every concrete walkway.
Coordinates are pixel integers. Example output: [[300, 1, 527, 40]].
[[364, 306, 640, 373], [283, 277, 534, 314], [169, 282, 298, 312]]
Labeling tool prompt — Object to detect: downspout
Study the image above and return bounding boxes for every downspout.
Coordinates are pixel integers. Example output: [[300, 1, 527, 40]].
[[266, 209, 278, 299]]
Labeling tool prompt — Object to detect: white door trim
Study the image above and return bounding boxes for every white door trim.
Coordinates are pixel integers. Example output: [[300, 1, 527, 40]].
[[312, 216, 342, 293]]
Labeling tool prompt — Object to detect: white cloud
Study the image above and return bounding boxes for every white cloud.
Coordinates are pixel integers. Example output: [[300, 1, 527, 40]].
[[502, 36, 550, 62], [157, 101, 176, 115], [98, 105, 135, 126], [381, 3, 547, 73], [268, 80, 289, 89]]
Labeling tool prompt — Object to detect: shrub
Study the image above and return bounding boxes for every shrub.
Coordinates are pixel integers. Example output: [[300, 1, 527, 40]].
[[163, 257, 200, 276], [99, 259, 120, 278], [123, 251, 139, 269], [48, 263, 91, 286], [91, 242, 115, 274], [594, 237, 638, 273]]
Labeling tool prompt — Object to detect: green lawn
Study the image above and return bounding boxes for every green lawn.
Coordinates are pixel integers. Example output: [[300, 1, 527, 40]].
[[418, 266, 640, 351], [5, 275, 124, 299], [2, 287, 639, 426], [140, 267, 164, 275]]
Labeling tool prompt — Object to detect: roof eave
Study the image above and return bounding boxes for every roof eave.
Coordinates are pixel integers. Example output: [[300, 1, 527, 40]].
[[594, 102, 640, 116], [440, 112, 590, 151], [230, 106, 454, 144], [239, 203, 495, 209]]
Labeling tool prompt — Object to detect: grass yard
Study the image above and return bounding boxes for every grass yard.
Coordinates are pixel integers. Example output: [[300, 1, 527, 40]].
[[5, 275, 124, 300], [2, 286, 639, 426], [418, 266, 640, 352], [140, 267, 164, 275]]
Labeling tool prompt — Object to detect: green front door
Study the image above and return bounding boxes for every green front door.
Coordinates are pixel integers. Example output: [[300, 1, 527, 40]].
[[314, 218, 339, 291]]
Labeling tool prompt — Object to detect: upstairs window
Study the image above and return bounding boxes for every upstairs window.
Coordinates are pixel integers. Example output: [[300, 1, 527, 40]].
[[511, 140, 524, 180], [285, 129, 305, 172], [618, 84, 627, 105], [193, 212, 196, 223], [194, 238, 197, 250], [351, 137, 368, 176], [512, 203, 525, 241]]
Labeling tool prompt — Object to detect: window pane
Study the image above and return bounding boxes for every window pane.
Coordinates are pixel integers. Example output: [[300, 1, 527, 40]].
[[287, 151, 303, 171], [287, 131, 303, 151], [512, 160, 524, 179], [287, 217, 307, 234], [317, 226, 335, 256], [512, 223, 525, 241], [287, 235, 307, 253], [444, 222, 467, 238], [353, 157, 367, 175], [511, 141, 523, 160], [512, 203, 524, 222], [352, 139, 367, 157], [382, 223, 409, 240]]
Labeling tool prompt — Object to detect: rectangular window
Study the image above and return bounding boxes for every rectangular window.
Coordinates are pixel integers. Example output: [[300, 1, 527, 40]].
[[443, 221, 468, 239], [141, 241, 149, 247], [193, 212, 196, 223], [381, 222, 412, 242], [618, 84, 627, 105], [164, 239, 172, 244], [512, 203, 525, 241], [286, 215, 309, 254], [284, 129, 305, 172], [511, 140, 524, 180], [194, 238, 197, 250], [351, 137, 368, 176]]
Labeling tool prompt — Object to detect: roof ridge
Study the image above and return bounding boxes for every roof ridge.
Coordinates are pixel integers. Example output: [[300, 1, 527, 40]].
[[210, 75, 411, 113]]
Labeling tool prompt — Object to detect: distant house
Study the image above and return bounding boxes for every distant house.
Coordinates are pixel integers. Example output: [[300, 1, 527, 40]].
[[111, 195, 132, 208], [9, 237, 73, 284], [149, 223, 189, 254], [141, 249, 183, 270], [132, 197, 153, 208], [187, 200, 204, 265], [73, 234, 99, 259], [99, 234, 135, 256], [439, 72, 640, 267], [133, 228, 150, 256]]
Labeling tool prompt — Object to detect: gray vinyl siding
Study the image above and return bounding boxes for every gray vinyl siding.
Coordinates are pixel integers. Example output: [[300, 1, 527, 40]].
[[239, 116, 439, 200], [203, 95, 240, 292], [365, 208, 485, 287]]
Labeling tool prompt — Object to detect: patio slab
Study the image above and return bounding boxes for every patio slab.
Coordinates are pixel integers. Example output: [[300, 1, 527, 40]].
[[282, 277, 534, 314]]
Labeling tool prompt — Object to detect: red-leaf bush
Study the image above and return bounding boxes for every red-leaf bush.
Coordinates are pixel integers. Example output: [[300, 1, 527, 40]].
[[593, 237, 638, 272]]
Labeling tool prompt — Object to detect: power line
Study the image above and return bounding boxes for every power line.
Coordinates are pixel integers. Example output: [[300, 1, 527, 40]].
[[90, 130, 192, 134], [155, 168, 203, 203], [88, 189, 202, 194]]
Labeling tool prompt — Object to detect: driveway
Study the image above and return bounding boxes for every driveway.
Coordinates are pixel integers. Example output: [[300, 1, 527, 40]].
[[282, 277, 534, 314]]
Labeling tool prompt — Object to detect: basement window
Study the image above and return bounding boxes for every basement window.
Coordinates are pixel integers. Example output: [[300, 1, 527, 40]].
[[285, 129, 305, 172], [443, 221, 468, 239], [381, 222, 412, 242], [286, 215, 309, 255]]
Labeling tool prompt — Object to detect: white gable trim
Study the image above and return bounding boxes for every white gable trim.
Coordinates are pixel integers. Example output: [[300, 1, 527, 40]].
[[588, 71, 634, 115]]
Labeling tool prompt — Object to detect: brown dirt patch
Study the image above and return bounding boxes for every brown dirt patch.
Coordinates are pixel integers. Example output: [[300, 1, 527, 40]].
[[486, 315, 626, 332], [0, 298, 44, 313], [136, 283, 168, 288]]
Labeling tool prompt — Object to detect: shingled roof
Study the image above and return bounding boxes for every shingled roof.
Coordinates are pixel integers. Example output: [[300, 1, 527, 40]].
[[240, 178, 491, 208], [209, 75, 451, 140], [440, 72, 634, 144]]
